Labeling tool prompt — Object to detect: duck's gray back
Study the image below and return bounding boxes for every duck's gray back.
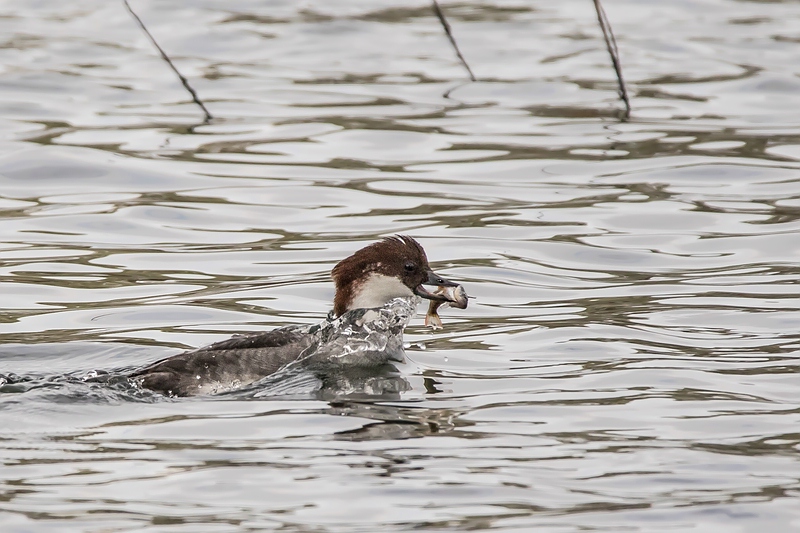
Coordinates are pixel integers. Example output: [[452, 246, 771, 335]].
[[130, 326, 313, 396]]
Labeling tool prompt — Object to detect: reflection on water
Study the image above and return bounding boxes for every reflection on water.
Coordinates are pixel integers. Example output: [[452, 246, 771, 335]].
[[2, 0, 800, 531]]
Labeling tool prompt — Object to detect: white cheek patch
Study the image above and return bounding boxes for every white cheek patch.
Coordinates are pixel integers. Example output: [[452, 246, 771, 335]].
[[349, 273, 415, 310]]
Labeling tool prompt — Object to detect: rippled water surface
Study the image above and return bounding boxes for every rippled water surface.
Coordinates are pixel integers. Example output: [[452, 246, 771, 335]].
[[2, 0, 800, 531]]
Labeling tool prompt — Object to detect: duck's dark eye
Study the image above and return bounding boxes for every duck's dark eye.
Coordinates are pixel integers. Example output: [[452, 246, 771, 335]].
[[404, 262, 416, 273]]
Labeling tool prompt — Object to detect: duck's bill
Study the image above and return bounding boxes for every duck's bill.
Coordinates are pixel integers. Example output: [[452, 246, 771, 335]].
[[414, 270, 456, 301], [414, 270, 468, 309], [414, 284, 448, 301]]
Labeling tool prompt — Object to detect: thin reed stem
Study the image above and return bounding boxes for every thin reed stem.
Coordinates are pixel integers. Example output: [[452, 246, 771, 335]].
[[432, 0, 477, 82], [122, 0, 213, 121], [593, 0, 630, 119]]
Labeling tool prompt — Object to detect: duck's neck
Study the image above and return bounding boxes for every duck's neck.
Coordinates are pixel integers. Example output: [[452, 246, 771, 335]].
[[334, 273, 415, 316]]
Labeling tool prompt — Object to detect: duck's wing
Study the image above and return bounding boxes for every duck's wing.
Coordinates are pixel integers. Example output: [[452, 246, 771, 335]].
[[130, 326, 314, 396]]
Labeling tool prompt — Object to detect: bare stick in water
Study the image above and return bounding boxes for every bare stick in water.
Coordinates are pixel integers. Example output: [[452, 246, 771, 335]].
[[592, 0, 630, 119], [431, 0, 477, 82], [122, 0, 213, 121]]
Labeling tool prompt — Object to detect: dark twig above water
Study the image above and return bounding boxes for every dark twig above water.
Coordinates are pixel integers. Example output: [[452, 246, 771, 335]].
[[122, 0, 213, 121], [431, 0, 477, 82], [592, 0, 630, 119]]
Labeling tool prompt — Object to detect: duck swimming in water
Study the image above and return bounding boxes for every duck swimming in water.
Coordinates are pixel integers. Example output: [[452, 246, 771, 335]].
[[130, 236, 467, 396]]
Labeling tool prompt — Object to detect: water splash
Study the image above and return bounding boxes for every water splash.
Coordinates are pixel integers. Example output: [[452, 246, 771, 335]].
[[222, 297, 419, 399], [298, 296, 418, 369]]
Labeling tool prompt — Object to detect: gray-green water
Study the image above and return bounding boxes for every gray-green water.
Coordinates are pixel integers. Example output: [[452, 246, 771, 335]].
[[1, 0, 800, 531]]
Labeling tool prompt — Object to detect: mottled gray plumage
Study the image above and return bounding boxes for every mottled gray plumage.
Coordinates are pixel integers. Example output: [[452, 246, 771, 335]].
[[129, 326, 313, 396]]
